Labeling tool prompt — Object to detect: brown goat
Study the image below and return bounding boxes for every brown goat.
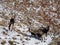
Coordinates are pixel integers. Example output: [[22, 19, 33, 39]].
[[29, 26, 49, 41]]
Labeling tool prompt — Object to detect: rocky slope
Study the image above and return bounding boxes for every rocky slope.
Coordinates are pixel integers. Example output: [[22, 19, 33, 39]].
[[0, 0, 60, 45]]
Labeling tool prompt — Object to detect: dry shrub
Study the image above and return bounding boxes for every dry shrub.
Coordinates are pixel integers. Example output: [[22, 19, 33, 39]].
[[2, 31, 8, 35], [1, 40, 6, 45]]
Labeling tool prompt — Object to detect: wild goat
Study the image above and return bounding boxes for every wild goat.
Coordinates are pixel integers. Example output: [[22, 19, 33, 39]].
[[8, 15, 16, 30], [40, 26, 49, 36], [29, 26, 49, 41]]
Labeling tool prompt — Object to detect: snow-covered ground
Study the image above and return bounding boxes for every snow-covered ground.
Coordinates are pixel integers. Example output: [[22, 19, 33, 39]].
[[0, 26, 54, 45]]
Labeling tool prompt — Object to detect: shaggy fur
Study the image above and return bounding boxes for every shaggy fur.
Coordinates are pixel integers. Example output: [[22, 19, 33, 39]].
[[29, 26, 49, 40]]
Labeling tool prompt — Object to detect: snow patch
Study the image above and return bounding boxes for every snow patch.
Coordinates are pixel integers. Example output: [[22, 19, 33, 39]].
[[0, 17, 3, 21], [0, 4, 3, 11]]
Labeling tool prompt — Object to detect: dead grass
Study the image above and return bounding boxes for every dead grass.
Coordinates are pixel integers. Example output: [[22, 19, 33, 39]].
[[49, 37, 60, 45], [1, 40, 6, 45]]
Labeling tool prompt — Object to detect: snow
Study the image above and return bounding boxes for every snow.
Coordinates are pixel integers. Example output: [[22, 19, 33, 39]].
[[33, 6, 41, 13], [0, 4, 3, 11], [29, 0, 34, 3], [36, 6, 41, 13], [0, 17, 3, 21], [27, 7, 31, 11], [0, 26, 54, 45], [52, 7, 56, 11]]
